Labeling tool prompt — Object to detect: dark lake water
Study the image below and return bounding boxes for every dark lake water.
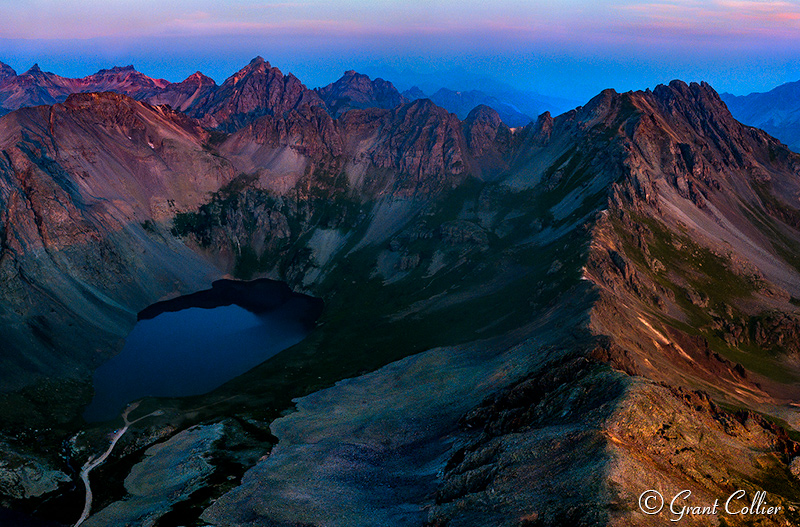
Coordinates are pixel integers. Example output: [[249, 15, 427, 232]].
[[83, 280, 322, 422]]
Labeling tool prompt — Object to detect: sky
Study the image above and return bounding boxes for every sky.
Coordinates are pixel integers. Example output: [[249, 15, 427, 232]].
[[1, 0, 800, 102]]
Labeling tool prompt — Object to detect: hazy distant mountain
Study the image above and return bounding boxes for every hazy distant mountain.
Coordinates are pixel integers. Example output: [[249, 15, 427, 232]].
[[400, 85, 425, 100], [401, 83, 580, 128], [315, 70, 408, 118], [405, 87, 533, 127], [722, 81, 800, 151]]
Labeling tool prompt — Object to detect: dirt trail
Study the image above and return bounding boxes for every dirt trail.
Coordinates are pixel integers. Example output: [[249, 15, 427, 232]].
[[74, 402, 163, 527]]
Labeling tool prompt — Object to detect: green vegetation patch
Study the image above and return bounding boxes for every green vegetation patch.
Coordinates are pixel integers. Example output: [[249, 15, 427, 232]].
[[611, 212, 800, 383]]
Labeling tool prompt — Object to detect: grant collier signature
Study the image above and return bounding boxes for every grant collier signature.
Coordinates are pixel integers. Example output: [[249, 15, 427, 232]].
[[639, 489, 782, 521]]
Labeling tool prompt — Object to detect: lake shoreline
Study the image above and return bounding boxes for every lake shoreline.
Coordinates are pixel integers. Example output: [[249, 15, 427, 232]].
[[137, 279, 323, 325]]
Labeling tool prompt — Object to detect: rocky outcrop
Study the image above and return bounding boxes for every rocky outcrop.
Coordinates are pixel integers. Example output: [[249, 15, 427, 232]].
[[462, 105, 512, 170], [83, 423, 223, 527], [0, 441, 69, 499]]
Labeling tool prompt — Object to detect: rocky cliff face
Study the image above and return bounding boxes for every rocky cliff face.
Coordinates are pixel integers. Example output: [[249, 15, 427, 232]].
[[186, 56, 324, 132], [2, 62, 800, 526]]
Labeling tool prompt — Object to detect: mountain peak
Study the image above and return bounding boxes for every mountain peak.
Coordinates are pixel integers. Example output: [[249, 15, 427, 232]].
[[188, 57, 322, 131], [402, 86, 426, 100], [249, 56, 269, 67], [651, 79, 726, 113], [25, 63, 42, 75], [0, 61, 16, 81], [238, 57, 273, 75], [316, 70, 407, 117], [465, 104, 502, 126], [185, 71, 215, 85]]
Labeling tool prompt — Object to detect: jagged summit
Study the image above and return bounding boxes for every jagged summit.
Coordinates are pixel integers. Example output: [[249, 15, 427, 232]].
[[186, 58, 322, 131], [315, 69, 407, 118], [97, 65, 137, 73]]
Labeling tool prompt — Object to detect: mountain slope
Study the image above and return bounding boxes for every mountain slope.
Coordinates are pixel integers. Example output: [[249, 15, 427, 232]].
[[0, 61, 16, 82], [0, 92, 235, 393], [149, 80, 800, 526]]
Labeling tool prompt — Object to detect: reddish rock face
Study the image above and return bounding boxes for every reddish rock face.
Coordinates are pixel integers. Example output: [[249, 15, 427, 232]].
[[145, 72, 217, 112], [339, 99, 470, 194], [462, 104, 511, 161], [186, 57, 324, 132], [223, 93, 512, 197], [315, 70, 408, 118]]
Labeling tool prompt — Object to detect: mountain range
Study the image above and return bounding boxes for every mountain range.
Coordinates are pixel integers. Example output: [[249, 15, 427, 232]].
[[0, 58, 799, 526], [723, 80, 800, 152], [0, 59, 579, 131]]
